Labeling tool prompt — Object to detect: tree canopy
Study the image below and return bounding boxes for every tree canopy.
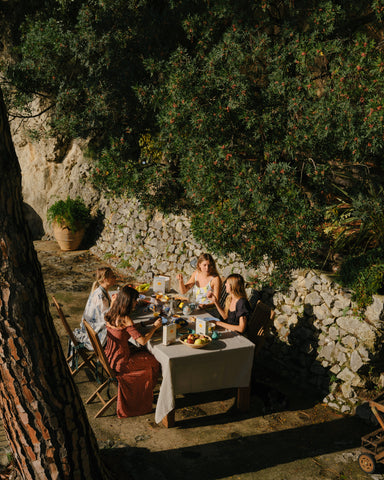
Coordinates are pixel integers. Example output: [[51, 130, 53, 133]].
[[1, 0, 384, 305]]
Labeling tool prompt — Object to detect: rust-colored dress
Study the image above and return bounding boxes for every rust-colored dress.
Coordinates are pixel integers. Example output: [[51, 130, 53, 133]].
[[104, 324, 160, 418]]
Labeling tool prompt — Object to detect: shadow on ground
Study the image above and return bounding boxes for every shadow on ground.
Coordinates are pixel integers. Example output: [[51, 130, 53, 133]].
[[102, 414, 373, 480]]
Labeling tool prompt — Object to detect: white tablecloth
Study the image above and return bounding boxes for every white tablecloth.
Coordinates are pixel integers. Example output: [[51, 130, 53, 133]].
[[139, 312, 255, 424]]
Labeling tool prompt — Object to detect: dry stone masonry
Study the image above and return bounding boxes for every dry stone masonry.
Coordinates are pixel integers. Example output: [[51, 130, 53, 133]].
[[258, 271, 384, 415]]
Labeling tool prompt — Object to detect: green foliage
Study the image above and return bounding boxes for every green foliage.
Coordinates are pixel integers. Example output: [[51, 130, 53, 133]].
[[325, 180, 384, 254], [47, 196, 91, 231], [2, 0, 384, 303], [340, 248, 384, 308]]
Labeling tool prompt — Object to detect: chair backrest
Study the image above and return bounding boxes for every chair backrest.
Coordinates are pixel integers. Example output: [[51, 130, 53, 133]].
[[82, 319, 115, 379], [248, 289, 261, 310], [52, 296, 81, 347], [218, 279, 228, 309], [247, 300, 275, 356]]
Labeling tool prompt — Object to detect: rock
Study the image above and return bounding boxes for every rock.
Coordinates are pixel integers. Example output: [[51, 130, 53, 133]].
[[313, 304, 331, 321], [350, 351, 364, 372], [337, 367, 355, 383], [320, 292, 334, 308], [320, 341, 336, 362], [305, 276, 316, 290], [336, 316, 376, 348], [335, 350, 347, 365], [328, 326, 339, 341], [334, 296, 351, 310], [330, 364, 341, 374], [341, 335, 357, 349], [304, 292, 322, 306], [281, 304, 293, 315], [357, 346, 370, 361], [365, 295, 384, 324]]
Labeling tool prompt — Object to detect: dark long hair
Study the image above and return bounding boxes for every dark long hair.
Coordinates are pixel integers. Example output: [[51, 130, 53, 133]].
[[104, 285, 139, 327]]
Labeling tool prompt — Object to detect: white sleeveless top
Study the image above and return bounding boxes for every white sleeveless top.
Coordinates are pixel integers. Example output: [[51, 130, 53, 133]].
[[193, 275, 213, 305]]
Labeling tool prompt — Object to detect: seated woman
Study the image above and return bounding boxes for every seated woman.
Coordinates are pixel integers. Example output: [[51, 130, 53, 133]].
[[104, 285, 162, 418], [177, 253, 222, 309], [73, 267, 117, 349], [207, 274, 251, 334]]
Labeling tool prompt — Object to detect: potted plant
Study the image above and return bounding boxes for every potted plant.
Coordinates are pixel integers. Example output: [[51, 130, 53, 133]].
[[47, 196, 91, 251]]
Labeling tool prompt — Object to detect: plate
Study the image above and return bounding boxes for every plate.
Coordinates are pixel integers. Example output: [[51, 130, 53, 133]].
[[174, 318, 188, 327], [179, 334, 212, 349]]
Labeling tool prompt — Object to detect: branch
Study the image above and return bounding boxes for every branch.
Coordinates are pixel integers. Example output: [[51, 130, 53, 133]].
[[8, 103, 55, 119]]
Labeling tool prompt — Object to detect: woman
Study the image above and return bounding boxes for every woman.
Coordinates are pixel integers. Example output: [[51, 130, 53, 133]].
[[207, 274, 251, 334], [74, 267, 117, 349], [104, 285, 162, 418], [177, 253, 222, 309]]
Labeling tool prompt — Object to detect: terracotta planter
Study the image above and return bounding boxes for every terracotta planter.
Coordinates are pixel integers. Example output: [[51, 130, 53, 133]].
[[53, 224, 85, 251]]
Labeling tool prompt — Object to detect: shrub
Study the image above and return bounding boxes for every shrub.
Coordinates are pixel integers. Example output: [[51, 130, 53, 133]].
[[339, 248, 384, 309], [47, 196, 91, 232]]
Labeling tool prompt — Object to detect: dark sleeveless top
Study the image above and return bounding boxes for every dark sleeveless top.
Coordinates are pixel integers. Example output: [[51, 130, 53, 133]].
[[227, 298, 251, 326]]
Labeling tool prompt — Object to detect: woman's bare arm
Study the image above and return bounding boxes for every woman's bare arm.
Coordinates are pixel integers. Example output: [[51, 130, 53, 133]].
[[136, 318, 162, 345], [207, 290, 228, 319], [177, 272, 196, 294], [216, 315, 247, 333]]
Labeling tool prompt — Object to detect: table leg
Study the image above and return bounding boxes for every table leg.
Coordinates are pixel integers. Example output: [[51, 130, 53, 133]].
[[162, 409, 175, 428], [237, 386, 250, 412]]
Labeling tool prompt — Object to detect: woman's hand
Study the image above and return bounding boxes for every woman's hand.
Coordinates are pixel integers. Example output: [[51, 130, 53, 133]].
[[207, 291, 217, 303], [110, 293, 118, 305], [177, 273, 183, 282]]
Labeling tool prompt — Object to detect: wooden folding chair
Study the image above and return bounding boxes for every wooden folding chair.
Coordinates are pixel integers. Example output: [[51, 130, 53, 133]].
[[247, 300, 275, 358], [52, 296, 96, 377], [83, 319, 118, 418]]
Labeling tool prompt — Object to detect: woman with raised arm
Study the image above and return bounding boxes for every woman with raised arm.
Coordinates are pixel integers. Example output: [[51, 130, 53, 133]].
[[74, 266, 117, 349], [176, 253, 222, 309], [104, 285, 162, 417], [207, 274, 251, 334]]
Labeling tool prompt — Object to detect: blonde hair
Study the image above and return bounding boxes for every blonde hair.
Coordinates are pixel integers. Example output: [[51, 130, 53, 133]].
[[224, 274, 247, 312], [197, 253, 219, 277], [91, 267, 115, 292]]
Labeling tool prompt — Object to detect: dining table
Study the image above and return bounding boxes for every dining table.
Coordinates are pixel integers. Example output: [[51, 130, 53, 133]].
[[133, 304, 255, 427]]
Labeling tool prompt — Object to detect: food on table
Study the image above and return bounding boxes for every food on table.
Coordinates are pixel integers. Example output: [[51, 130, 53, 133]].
[[182, 333, 210, 346], [136, 283, 150, 293], [174, 318, 188, 327]]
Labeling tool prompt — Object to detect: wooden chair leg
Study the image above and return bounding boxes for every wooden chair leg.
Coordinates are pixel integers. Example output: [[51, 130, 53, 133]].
[[86, 379, 110, 404], [95, 394, 118, 418]]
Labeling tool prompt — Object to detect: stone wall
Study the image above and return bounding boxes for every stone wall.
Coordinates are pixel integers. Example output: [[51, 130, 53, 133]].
[[258, 271, 384, 414], [12, 120, 384, 415], [89, 195, 261, 290]]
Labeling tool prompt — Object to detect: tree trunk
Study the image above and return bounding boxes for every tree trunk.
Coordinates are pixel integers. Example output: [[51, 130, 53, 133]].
[[0, 89, 109, 479]]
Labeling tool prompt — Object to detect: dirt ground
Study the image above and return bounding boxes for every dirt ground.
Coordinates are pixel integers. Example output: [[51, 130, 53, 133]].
[[36, 240, 384, 480]]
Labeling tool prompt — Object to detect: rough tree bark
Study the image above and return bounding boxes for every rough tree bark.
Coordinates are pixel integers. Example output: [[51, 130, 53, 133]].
[[0, 88, 109, 479]]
